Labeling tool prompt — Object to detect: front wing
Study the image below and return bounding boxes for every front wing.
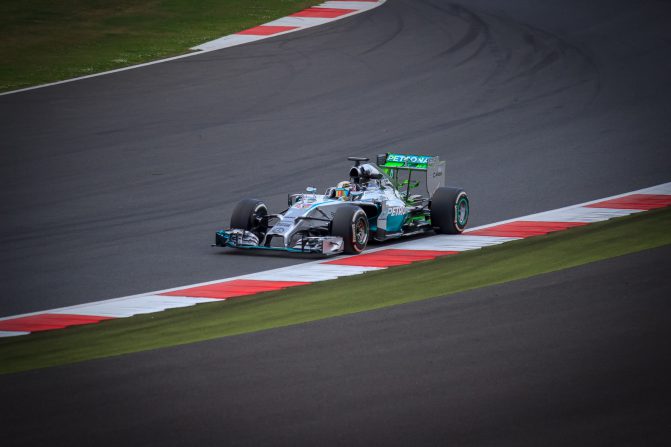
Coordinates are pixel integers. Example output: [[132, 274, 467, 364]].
[[215, 230, 344, 255]]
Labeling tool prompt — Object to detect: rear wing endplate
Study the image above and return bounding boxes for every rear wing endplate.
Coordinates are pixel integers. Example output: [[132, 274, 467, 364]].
[[377, 152, 445, 196]]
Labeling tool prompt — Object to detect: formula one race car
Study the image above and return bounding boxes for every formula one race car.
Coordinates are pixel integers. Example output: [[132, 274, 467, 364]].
[[215, 153, 469, 255]]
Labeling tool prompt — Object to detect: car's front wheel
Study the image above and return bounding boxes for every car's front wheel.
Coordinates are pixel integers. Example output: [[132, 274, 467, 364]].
[[332, 205, 369, 254], [230, 198, 268, 237]]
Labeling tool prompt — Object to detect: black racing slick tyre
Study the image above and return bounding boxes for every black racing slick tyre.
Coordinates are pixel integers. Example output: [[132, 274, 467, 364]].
[[230, 199, 268, 237], [431, 187, 469, 234], [331, 205, 369, 254]]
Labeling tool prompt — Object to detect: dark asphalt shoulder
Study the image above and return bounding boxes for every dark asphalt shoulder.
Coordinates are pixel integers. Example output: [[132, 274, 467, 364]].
[[2, 245, 670, 446]]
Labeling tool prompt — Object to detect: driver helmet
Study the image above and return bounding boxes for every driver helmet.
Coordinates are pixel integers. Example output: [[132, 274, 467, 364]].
[[334, 181, 351, 200]]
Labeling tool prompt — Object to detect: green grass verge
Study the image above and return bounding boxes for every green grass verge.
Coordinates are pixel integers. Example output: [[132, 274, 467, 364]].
[[2, 207, 670, 374], [0, 0, 320, 93]]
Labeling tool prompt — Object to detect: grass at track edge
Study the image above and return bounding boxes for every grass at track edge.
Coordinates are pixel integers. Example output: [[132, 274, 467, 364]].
[[0, 0, 321, 93], [1, 207, 670, 374]]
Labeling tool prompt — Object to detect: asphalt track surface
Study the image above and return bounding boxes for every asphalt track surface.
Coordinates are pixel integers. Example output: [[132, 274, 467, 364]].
[[3, 246, 670, 446], [1, 1, 671, 443], [2, 0, 671, 316]]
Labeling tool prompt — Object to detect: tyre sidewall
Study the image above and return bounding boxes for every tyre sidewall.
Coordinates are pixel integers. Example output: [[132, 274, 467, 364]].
[[230, 199, 268, 235], [431, 187, 469, 234], [332, 205, 369, 254], [350, 208, 369, 253], [453, 191, 469, 232]]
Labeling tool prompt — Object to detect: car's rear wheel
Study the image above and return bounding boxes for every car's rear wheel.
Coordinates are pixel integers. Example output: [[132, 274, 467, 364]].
[[230, 198, 268, 237], [430, 187, 469, 234], [332, 205, 369, 254]]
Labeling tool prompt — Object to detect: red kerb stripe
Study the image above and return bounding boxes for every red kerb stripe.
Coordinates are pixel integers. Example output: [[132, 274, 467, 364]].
[[237, 25, 299, 36], [0, 314, 114, 333], [467, 221, 587, 237], [585, 194, 671, 210], [326, 249, 458, 267], [161, 280, 309, 299]]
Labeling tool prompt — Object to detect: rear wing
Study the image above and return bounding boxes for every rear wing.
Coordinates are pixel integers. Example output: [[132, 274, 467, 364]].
[[376, 152, 446, 197]]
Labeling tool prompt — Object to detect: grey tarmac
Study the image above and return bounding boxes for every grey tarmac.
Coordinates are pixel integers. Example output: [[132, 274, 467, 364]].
[[1, 0, 671, 316], [2, 245, 670, 446]]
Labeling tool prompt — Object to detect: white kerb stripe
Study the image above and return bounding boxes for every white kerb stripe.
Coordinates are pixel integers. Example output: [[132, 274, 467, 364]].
[[245, 263, 383, 281], [242, 272, 339, 282], [638, 182, 671, 195], [297, 265, 383, 273], [320, 1, 385, 10], [192, 35, 267, 51], [522, 207, 640, 223], [265, 17, 334, 28], [393, 235, 522, 251], [51, 295, 219, 318], [191, 1, 388, 51], [242, 263, 383, 281], [0, 331, 29, 337], [392, 242, 494, 252], [270, 264, 382, 275], [465, 182, 671, 232]]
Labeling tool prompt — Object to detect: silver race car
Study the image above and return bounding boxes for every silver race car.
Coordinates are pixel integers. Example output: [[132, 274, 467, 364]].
[[214, 153, 469, 255]]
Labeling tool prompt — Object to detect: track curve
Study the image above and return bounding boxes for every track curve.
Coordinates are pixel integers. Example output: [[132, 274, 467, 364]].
[[1, 0, 670, 316]]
